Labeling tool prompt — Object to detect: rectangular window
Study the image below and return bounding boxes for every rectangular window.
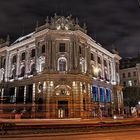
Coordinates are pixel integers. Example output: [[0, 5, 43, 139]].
[[17, 86, 24, 103], [128, 72, 131, 77], [100, 87, 105, 102], [122, 73, 125, 78], [79, 46, 82, 54], [9, 87, 16, 103], [133, 71, 136, 77], [106, 89, 111, 102], [104, 60, 107, 67], [59, 43, 65, 52]]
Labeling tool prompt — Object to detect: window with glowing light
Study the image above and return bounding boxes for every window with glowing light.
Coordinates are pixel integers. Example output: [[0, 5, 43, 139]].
[[9, 87, 16, 103], [106, 89, 111, 102], [80, 58, 86, 73], [92, 86, 98, 102], [58, 58, 67, 71], [100, 87, 105, 102]]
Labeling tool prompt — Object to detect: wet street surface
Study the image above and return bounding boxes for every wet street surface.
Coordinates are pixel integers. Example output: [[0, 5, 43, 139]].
[[1, 127, 140, 140]]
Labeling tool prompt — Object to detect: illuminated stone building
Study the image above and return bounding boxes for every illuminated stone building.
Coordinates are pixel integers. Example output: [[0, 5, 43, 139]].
[[0, 15, 123, 118]]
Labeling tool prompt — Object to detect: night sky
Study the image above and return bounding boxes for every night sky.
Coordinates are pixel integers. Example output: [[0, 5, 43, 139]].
[[0, 0, 140, 57]]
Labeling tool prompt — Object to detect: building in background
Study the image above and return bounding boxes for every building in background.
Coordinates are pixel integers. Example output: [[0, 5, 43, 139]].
[[120, 56, 140, 116], [0, 15, 123, 119]]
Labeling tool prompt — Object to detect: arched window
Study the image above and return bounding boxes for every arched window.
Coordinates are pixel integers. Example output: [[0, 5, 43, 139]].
[[122, 73, 125, 78], [79, 46, 82, 54], [21, 52, 26, 61], [31, 49, 35, 57], [30, 64, 36, 75], [41, 45, 45, 53], [2, 58, 5, 68], [98, 56, 101, 64], [128, 72, 131, 77], [20, 66, 25, 77], [91, 53, 94, 61], [11, 69, 16, 79], [80, 58, 86, 73], [1, 57, 5, 68], [12, 55, 17, 64], [104, 60, 107, 67], [58, 57, 67, 71]]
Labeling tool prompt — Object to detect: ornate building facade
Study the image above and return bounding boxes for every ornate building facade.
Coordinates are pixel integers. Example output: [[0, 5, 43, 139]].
[[0, 15, 123, 119]]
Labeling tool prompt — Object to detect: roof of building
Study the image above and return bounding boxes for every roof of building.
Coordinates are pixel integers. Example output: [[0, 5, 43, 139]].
[[13, 32, 34, 45]]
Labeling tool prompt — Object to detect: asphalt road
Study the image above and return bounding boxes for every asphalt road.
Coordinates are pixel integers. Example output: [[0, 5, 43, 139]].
[[2, 128, 140, 140]]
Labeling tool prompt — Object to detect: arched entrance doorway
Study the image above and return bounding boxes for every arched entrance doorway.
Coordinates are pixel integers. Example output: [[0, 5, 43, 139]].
[[37, 98, 43, 111], [58, 101, 68, 118], [54, 85, 71, 119]]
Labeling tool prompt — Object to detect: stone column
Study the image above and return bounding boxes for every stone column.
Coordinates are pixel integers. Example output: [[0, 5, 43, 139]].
[[15, 87, 17, 110], [5, 51, 11, 81], [111, 60, 116, 84], [32, 83, 36, 118], [51, 40, 56, 71], [24, 85, 27, 104], [25, 46, 30, 77], [1, 88, 4, 104], [101, 55, 105, 79], [16, 50, 20, 79]]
